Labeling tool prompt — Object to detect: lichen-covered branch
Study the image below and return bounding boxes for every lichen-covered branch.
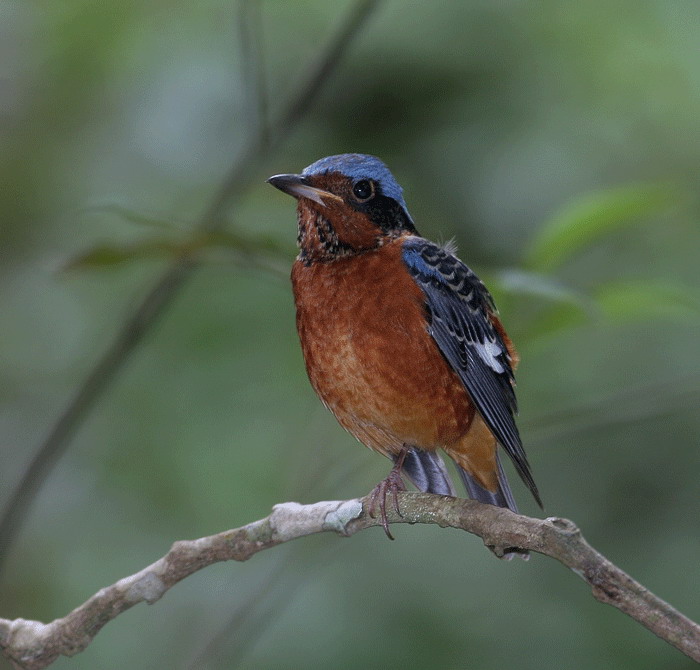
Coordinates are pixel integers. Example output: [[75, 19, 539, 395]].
[[1, 493, 699, 669]]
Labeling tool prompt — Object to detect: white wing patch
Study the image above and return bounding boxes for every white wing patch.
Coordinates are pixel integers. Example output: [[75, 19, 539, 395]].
[[474, 339, 505, 374]]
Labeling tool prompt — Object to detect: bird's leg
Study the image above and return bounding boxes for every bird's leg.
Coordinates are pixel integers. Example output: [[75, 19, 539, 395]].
[[368, 445, 409, 540]]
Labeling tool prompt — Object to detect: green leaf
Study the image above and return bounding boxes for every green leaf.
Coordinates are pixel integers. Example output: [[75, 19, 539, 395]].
[[524, 303, 591, 341], [205, 230, 290, 257], [62, 230, 291, 273], [62, 240, 186, 271], [487, 269, 599, 341], [494, 269, 597, 313], [595, 279, 700, 322], [525, 183, 676, 273], [78, 203, 181, 230]]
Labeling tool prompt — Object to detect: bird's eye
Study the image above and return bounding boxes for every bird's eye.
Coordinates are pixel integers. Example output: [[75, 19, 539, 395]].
[[352, 179, 374, 202]]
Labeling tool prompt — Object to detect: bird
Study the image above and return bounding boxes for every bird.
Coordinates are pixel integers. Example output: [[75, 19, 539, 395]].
[[267, 153, 541, 549]]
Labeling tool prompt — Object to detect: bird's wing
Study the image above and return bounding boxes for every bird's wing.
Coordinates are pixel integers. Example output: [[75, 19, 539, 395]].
[[402, 236, 541, 506]]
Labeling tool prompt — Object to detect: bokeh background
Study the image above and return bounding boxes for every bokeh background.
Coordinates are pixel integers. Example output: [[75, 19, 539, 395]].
[[2, 1, 700, 668]]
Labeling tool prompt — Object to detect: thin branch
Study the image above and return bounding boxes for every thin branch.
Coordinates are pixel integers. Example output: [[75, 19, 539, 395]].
[[1, 494, 698, 669], [238, 0, 270, 148], [0, 0, 381, 579]]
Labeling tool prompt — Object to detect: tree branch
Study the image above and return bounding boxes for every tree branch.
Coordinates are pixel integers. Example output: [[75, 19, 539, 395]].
[[1, 493, 698, 669]]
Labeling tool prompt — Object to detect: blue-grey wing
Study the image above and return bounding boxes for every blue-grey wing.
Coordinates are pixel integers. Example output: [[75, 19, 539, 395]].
[[402, 237, 541, 506]]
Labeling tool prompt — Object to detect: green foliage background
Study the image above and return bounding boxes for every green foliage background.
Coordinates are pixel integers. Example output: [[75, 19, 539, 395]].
[[2, 1, 700, 668]]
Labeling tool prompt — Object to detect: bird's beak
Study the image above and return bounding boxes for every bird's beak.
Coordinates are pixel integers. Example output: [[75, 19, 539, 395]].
[[266, 173, 343, 207]]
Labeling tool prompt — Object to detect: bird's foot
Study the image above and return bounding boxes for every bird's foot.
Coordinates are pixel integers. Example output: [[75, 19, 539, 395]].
[[367, 447, 408, 540]]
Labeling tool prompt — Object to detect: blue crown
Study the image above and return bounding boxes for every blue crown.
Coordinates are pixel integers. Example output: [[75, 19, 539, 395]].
[[302, 154, 411, 217]]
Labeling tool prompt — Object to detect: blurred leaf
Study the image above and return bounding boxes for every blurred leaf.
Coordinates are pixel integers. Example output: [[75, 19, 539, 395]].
[[78, 208, 291, 257], [63, 229, 291, 273], [522, 303, 592, 341], [62, 239, 189, 271], [595, 279, 700, 322], [494, 268, 597, 314], [525, 183, 676, 273], [207, 230, 290, 258], [79, 203, 182, 230], [487, 269, 598, 342]]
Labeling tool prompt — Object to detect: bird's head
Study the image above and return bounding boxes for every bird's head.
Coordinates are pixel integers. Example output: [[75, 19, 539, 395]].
[[267, 153, 417, 263]]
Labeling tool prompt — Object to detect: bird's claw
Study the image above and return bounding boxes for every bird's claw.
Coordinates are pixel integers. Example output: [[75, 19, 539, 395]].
[[367, 466, 406, 540]]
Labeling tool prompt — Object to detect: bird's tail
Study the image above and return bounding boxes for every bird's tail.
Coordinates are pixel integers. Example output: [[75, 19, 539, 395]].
[[456, 453, 518, 513], [455, 453, 528, 560], [395, 448, 518, 514], [396, 447, 527, 559]]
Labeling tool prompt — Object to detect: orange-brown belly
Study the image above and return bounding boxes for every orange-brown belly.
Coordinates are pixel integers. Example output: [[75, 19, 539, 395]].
[[292, 240, 474, 457]]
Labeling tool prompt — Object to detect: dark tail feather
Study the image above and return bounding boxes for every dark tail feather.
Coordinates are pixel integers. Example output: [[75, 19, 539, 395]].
[[456, 454, 518, 513], [455, 454, 528, 560], [394, 449, 456, 496]]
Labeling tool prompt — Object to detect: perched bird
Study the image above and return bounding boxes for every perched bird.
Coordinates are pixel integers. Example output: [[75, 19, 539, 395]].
[[268, 154, 541, 546]]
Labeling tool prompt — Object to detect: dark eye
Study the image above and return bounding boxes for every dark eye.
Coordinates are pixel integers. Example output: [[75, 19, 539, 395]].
[[352, 179, 374, 202]]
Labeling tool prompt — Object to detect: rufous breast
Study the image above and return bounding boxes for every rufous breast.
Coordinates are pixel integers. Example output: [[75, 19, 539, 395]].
[[292, 237, 475, 457]]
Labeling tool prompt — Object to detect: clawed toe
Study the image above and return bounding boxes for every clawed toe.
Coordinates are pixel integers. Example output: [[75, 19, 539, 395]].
[[368, 458, 407, 540]]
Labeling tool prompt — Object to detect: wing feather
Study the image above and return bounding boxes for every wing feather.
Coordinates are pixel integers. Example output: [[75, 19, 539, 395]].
[[402, 237, 541, 506]]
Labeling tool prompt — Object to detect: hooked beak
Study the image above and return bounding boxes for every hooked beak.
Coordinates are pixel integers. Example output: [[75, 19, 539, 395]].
[[266, 173, 343, 207]]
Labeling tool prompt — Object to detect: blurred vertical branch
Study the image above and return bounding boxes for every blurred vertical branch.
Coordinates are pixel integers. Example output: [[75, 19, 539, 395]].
[[238, 0, 269, 148], [0, 0, 381, 580]]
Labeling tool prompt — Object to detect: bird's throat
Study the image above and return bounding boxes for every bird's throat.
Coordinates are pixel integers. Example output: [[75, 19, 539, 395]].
[[296, 201, 382, 265]]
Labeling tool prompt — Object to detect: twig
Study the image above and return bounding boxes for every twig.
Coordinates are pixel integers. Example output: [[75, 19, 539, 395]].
[[238, 0, 270, 148], [1, 493, 698, 669], [0, 0, 381, 579]]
